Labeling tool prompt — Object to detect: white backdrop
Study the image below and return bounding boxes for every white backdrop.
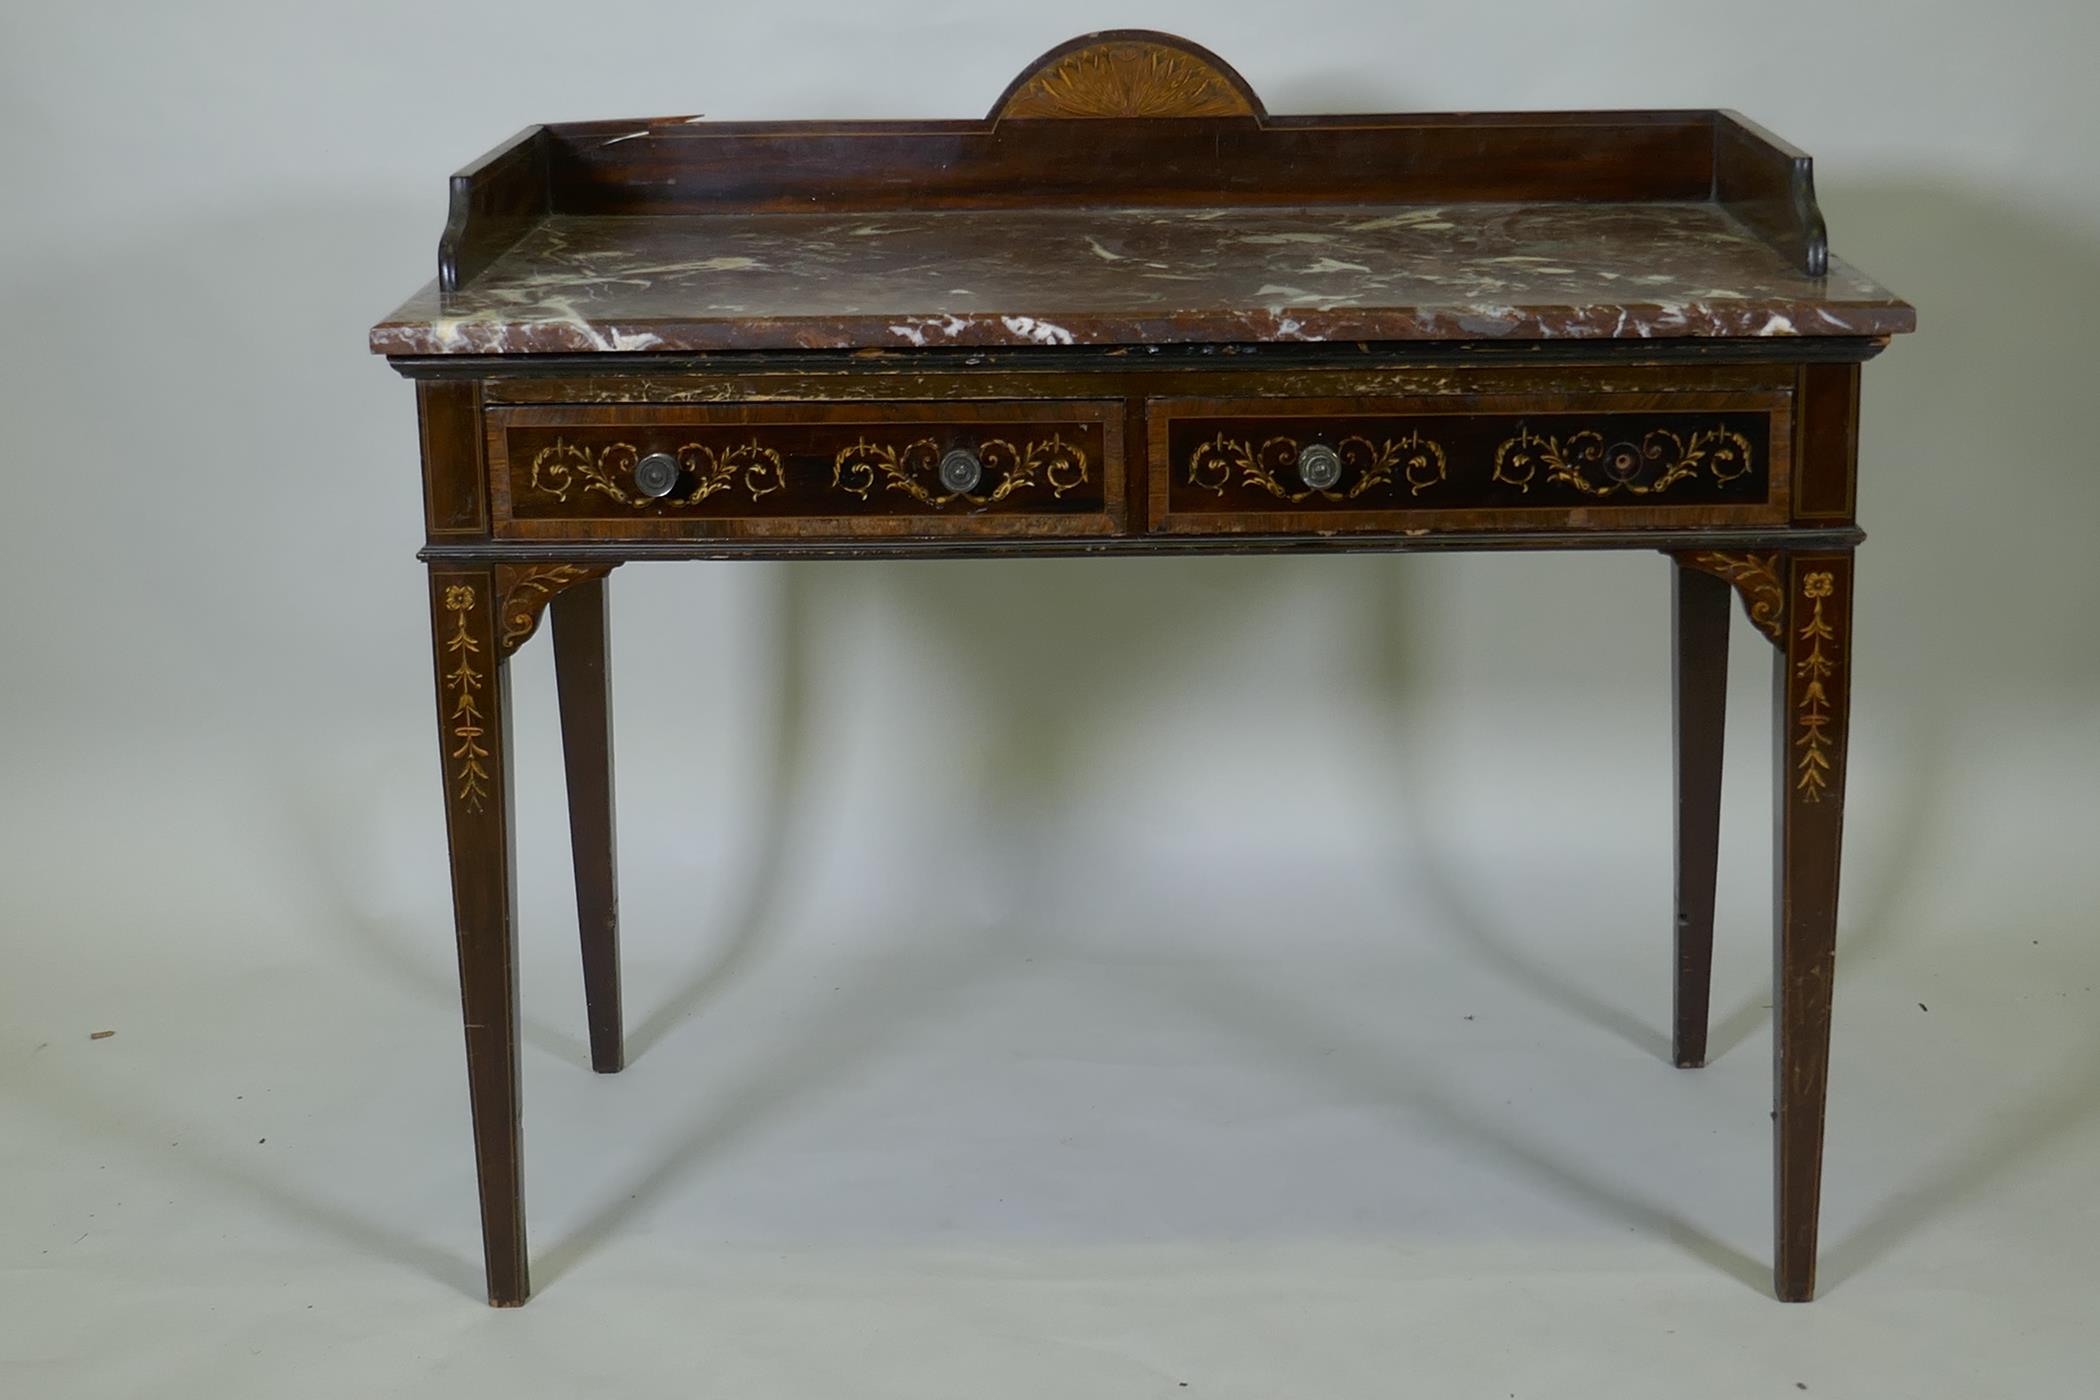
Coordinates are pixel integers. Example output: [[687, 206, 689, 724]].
[[4, 3, 2098, 1397]]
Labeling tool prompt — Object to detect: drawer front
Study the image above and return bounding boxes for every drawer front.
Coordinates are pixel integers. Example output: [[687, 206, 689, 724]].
[[1148, 393, 1791, 533], [490, 401, 1121, 539]]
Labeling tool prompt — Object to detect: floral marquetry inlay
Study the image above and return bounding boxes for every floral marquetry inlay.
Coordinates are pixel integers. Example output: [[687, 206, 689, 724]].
[[495, 563, 612, 656], [1683, 550, 1785, 643], [1187, 432, 1446, 504], [1492, 424, 1755, 498], [440, 584, 491, 814], [1793, 571, 1841, 804], [831, 436, 1088, 508], [526, 438, 786, 509], [996, 39, 1258, 119]]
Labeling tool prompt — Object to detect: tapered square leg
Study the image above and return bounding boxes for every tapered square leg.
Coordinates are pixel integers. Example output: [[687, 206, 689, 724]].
[[550, 574, 624, 1074], [1772, 552, 1853, 1302], [1672, 561, 1732, 1068], [429, 566, 528, 1307]]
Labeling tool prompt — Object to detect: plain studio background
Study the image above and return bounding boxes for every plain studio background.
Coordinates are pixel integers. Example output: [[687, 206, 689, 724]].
[[3, 1, 2096, 1396]]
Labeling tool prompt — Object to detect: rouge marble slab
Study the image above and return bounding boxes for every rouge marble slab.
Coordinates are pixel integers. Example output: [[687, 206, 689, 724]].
[[372, 201, 1911, 356]]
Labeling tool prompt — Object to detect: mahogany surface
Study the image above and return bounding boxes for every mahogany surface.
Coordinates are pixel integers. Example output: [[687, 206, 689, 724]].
[[374, 29, 1914, 1307]]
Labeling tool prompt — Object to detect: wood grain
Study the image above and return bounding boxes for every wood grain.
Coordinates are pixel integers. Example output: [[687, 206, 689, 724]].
[[427, 565, 526, 1306], [385, 30, 1911, 1308], [551, 575, 624, 1075], [1773, 550, 1854, 1301], [1672, 560, 1732, 1069], [992, 31, 1262, 120]]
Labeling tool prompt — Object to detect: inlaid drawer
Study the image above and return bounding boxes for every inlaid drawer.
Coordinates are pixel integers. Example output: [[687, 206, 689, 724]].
[[489, 401, 1122, 539], [1147, 393, 1792, 533]]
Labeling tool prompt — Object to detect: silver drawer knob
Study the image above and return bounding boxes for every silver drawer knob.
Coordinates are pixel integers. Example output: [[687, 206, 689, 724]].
[[938, 447, 984, 495], [634, 452, 681, 498], [1296, 442, 1343, 491]]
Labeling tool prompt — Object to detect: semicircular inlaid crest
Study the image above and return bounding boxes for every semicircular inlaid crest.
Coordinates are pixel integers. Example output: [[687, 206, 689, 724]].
[[991, 30, 1264, 121]]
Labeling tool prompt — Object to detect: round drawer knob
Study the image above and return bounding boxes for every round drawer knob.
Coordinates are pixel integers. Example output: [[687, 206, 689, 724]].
[[1603, 440, 1645, 483], [1296, 442, 1343, 491], [938, 447, 984, 495], [634, 452, 681, 498]]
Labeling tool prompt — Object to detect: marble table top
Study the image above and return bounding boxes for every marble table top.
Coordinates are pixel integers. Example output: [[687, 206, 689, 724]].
[[370, 200, 1914, 356]]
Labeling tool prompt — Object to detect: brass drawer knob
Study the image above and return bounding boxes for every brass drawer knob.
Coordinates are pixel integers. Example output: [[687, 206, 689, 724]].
[[634, 452, 681, 498], [938, 447, 984, 495], [1296, 442, 1342, 491]]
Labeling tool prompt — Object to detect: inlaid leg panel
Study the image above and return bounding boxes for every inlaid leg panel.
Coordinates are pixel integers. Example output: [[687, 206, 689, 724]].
[[428, 565, 528, 1306], [1772, 550, 1854, 1302]]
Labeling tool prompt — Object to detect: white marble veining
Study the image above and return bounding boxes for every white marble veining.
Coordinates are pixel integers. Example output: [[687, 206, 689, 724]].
[[373, 201, 1914, 355]]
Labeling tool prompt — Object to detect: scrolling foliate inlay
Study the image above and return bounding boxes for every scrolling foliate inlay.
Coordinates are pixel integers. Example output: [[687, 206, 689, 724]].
[[526, 438, 787, 508], [1681, 550, 1785, 644], [1793, 571, 1841, 804], [831, 435, 1088, 508], [998, 41, 1256, 119], [1492, 424, 1754, 498], [495, 563, 613, 656], [440, 584, 492, 814], [1187, 432, 1447, 503]]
